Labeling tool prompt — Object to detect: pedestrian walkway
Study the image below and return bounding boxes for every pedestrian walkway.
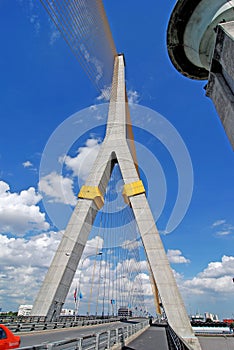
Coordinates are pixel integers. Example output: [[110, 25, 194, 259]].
[[124, 323, 234, 350], [123, 325, 169, 350]]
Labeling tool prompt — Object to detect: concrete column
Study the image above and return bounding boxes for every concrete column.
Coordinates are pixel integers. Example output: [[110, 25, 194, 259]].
[[206, 22, 234, 149]]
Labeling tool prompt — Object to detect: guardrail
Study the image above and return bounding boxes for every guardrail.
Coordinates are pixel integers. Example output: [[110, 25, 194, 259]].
[[18, 319, 149, 350], [0, 316, 118, 324], [3, 318, 119, 333]]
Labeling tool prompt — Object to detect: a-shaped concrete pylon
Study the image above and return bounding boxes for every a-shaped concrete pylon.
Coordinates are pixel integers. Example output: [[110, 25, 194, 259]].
[[32, 54, 201, 350]]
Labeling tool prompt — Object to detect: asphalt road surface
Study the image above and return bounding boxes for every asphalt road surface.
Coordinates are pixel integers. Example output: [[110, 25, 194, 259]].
[[18, 321, 234, 350], [19, 321, 129, 348]]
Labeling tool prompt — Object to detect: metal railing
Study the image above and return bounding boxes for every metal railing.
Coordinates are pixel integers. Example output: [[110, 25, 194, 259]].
[[18, 319, 149, 350], [165, 325, 190, 350], [2, 317, 119, 333]]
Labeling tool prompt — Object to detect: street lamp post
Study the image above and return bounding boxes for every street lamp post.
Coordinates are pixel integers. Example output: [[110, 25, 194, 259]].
[[74, 252, 102, 321]]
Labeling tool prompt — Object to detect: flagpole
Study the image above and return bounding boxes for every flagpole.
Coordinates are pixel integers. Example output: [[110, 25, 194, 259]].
[[74, 252, 103, 321], [74, 286, 78, 322], [77, 291, 81, 316]]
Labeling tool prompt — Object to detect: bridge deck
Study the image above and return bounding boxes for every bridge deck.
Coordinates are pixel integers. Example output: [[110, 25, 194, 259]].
[[125, 323, 234, 350], [124, 325, 169, 350]]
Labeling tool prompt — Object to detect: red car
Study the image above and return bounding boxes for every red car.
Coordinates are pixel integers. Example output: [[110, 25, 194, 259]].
[[0, 324, 20, 350]]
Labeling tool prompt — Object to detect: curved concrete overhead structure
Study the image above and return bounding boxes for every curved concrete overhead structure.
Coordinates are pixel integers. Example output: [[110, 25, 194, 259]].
[[167, 0, 234, 80]]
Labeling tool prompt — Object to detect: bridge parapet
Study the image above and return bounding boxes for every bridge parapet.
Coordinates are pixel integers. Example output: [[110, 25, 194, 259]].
[[16, 319, 149, 350], [1, 316, 119, 333], [165, 324, 196, 350]]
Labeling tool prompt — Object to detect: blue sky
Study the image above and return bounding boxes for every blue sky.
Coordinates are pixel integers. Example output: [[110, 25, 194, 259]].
[[0, 0, 234, 319]]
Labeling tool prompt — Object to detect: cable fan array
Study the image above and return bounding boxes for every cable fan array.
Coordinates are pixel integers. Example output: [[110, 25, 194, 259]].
[[40, 0, 116, 99], [73, 164, 154, 318]]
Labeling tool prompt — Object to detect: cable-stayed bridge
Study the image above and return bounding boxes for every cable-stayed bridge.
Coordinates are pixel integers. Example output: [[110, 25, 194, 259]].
[[23, 1, 203, 349]]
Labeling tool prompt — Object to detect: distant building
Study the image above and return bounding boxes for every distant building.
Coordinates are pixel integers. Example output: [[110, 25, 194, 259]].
[[223, 319, 234, 325], [204, 312, 219, 322], [190, 312, 220, 323], [60, 308, 75, 316], [191, 313, 205, 322], [18, 305, 32, 316], [118, 307, 132, 318]]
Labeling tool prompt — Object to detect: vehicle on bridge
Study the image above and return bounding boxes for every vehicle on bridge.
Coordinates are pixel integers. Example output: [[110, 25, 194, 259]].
[[0, 324, 20, 349]]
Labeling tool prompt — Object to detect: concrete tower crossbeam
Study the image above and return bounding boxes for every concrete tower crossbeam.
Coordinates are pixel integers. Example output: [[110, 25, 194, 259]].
[[32, 54, 201, 349]]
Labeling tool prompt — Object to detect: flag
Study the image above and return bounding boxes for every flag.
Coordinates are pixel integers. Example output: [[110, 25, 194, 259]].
[[74, 288, 77, 302]]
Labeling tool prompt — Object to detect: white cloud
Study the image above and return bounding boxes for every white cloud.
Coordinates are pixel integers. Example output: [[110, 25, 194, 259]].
[[97, 86, 111, 101], [184, 276, 233, 295], [133, 273, 152, 296], [116, 258, 148, 274], [0, 232, 104, 310], [89, 105, 97, 111], [0, 231, 62, 308], [167, 249, 190, 264], [29, 14, 40, 34], [212, 219, 226, 227], [216, 230, 233, 236], [122, 239, 141, 251], [0, 231, 62, 269], [197, 255, 234, 279], [81, 236, 104, 260], [183, 256, 234, 295], [49, 24, 60, 46], [38, 172, 77, 205], [212, 219, 234, 236], [22, 160, 33, 168], [38, 138, 102, 206], [127, 89, 140, 104], [18, 0, 40, 35], [80, 43, 103, 83], [0, 181, 49, 235], [97, 87, 140, 104], [62, 138, 101, 182]]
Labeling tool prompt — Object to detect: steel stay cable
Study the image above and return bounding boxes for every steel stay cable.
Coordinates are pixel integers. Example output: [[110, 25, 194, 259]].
[[68, 0, 104, 79], [101, 178, 111, 317], [104, 176, 111, 316], [73, 0, 115, 92], [72, 0, 96, 39], [40, 0, 115, 95], [40, 0, 97, 90], [107, 173, 116, 316], [121, 203, 136, 308], [122, 208, 146, 314], [94, 0, 116, 55], [54, 0, 99, 85]]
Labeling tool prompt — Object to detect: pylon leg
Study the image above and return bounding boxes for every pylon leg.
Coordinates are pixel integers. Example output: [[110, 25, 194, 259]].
[[31, 153, 115, 320]]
